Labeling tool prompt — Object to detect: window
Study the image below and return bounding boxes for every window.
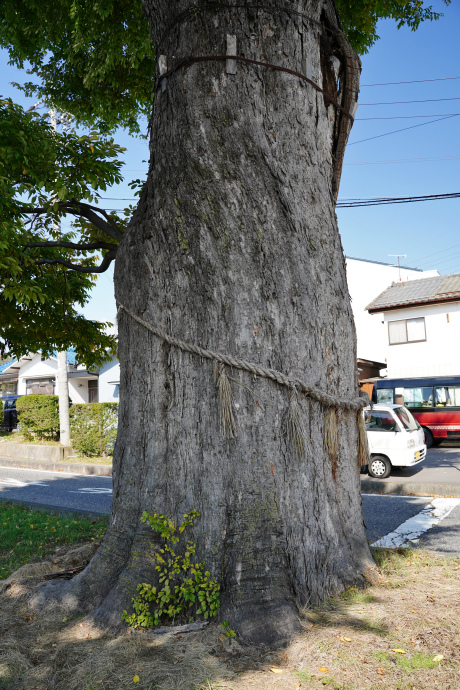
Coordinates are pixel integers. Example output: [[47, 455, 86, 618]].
[[394, 406, 419, 431], [364, 410, 398, 432], [388, 317, 426, 345], [403, 387, 434, 408], [0, 381, 17, 397], [376, 389, 394, 404], [435, 386, 460, 407], [25, 378, 55, 395]]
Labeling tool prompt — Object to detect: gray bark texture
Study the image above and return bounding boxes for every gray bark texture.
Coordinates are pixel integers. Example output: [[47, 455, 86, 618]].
[[32, 0, 378, 646]]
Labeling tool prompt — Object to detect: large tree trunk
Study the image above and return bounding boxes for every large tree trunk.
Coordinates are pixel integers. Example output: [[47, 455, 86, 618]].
[[33, 0, 377, 645]]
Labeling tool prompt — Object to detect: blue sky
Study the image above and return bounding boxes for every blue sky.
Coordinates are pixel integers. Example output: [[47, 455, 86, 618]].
[[1, 0, 459, 326]]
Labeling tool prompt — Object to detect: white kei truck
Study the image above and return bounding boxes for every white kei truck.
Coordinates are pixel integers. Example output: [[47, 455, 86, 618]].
[[364, 403, 427, 479]]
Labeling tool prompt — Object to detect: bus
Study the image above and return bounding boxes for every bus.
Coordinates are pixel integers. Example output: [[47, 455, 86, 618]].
[[372, 376, 460, 448]]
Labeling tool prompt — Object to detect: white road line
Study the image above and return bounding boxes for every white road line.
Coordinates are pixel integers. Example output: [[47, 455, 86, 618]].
[[69, 488, 113, 494], [0, 478, 49, 487], [371, 497, 460, 548]]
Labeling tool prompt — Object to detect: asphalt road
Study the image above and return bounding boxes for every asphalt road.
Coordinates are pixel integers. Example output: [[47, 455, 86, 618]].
[[0, 465, 112, 515], [1, 464, 460, 555]]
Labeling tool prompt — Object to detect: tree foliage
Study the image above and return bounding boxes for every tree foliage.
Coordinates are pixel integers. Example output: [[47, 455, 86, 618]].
[[0, 98, 135, 367], [0, 0, 153, 135], [0, 1, 449, 133], [335, 0, 450, 54]]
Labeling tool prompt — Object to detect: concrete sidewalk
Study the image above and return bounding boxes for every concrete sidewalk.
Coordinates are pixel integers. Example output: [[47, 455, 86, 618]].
[[361, 446, 460, 497], [0, 455, 111, 476]]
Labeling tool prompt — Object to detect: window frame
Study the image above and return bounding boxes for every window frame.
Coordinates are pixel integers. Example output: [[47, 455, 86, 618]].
[[388, 317, 426, 346]]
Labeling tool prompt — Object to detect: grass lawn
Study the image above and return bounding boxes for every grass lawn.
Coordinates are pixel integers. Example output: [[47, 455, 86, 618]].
[[0, 501, 108, 580], [0, 508, 458, 689]]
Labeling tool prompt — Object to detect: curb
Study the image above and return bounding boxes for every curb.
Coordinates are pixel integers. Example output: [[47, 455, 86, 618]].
[[361, 478, 460, 497], [0, 456, 112, 476]]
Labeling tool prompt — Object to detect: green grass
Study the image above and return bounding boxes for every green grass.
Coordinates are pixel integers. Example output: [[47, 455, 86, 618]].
[[0, 501, 108, 580]]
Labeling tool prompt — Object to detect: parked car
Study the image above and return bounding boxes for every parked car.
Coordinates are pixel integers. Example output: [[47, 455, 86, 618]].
[[364, 403, 426, 479], [1, 395, 20, 431]]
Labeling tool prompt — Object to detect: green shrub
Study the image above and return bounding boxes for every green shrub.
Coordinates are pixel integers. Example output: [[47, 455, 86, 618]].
[[122, 510, 221, 629], [70, 402, 118, 457], [16, 395, 59, 440]]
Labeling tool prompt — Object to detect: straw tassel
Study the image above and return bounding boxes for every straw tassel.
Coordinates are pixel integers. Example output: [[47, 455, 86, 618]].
[[357, 409, 370, 467], [324, 407, 339, 456], [286, 388, 308, 458], [214, 363, 238, 439]]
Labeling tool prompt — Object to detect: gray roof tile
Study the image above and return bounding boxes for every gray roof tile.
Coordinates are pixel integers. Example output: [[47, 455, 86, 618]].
[[366, 272, 460, 312]]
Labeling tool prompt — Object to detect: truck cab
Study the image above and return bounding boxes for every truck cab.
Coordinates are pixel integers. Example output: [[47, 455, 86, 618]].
[[364, 403, 426, 478]]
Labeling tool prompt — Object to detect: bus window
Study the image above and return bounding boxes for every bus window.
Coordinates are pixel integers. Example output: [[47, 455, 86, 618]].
[[376, 389, 393, 404], [365, 410, 397, 432], [435, 386, 460, 407], [403, 387, 433, 408]]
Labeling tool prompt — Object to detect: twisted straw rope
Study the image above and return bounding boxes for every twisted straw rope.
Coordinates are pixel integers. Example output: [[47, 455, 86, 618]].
[[118, 304, 368, 411]]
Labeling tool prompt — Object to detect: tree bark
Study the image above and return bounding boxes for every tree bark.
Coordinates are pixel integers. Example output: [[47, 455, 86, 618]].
[[32, 0, 377, 645]]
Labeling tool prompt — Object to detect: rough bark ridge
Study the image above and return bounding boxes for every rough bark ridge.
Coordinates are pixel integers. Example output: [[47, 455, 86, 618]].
[[33, 0, 376, 645]]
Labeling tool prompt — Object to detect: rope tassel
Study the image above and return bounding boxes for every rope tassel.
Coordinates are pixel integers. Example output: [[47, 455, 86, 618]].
[[286, 388, 308, 458], [214, 363, 238, 439], [324, 407, 339, 456], [357, 409, 370, 467]]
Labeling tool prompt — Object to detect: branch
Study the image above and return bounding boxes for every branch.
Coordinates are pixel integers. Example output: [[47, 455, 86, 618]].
[[35, 249, 117, 273], [26, 240, 118, 251], [19, 200, 125, 243]]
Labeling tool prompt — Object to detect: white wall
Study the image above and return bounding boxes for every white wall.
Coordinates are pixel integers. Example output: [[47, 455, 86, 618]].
[[16, 354, 58, 395], [384, 301, 460, 378], [98, 358, 120, 403], [345, 258, 439, 365]]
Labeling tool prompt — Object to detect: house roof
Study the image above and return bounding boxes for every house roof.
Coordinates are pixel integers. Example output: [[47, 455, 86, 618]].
[[0, 360, 17, 374], [366, 272, 460, 313]]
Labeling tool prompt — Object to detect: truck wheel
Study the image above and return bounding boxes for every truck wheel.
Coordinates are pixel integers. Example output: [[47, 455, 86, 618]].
[[423, 427, 433, 448], [368, 455, 392, 479]]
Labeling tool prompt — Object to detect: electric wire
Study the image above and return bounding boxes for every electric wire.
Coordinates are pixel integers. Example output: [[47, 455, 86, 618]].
[[356, 113, 460, 120], [361, 76, 460, 87], [359, 96, 460, 106], [348, 114, 459, 146], [336, 192, 460, 208]]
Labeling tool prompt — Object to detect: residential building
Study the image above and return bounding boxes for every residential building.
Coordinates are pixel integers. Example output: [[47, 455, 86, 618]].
[[0, 351, 119, 404], [345, 257, 439, 372], [366, 272, 460, 378]]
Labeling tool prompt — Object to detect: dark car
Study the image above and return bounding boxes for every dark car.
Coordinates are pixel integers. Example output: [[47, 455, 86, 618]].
[[1, 395, 20, 431]]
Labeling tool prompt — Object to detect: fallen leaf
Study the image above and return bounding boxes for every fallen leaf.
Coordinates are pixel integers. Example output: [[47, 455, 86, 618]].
[[433, 654, 444, 662], [295, 683, 301, 689], [377, 667, 385, 675], [270, 667, 283, 674], [392, 649, 406, 654], [133, 676, 140, 683], [340, 636, 352, 642], [427, 596, 435, 603], [319, 667, 329, 672]]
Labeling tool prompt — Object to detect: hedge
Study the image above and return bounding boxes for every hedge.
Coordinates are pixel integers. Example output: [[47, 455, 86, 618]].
[[70, 403, 118, 457], [16, 395, 59, 440]]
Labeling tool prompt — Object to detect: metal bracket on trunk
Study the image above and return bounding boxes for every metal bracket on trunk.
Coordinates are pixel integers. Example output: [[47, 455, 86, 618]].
[[226, 35, 237, 75]]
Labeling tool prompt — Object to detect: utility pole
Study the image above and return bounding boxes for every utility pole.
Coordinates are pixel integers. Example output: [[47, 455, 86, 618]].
[[388, 254, 407, 282], [50, 108, 71, 447]]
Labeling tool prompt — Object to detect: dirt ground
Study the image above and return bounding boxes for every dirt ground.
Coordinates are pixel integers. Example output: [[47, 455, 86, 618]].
[[0, 546, 459, 690]]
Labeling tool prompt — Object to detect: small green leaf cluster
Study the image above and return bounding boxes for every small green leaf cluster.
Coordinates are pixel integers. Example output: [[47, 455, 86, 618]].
[[70, 403, 118, 457], [222, 620, 236, 637], [16, 394, 59, 440], [122, 510, 221, 629]]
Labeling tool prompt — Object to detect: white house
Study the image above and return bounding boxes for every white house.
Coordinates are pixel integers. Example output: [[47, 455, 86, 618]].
[[0, 351, 119, 404], [366, 272, 460, 378], [345, 257, 439, 371]]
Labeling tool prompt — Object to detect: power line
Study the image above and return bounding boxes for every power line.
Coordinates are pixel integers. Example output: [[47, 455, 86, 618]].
[[336, 192, 460, 208], [361, 76, 460, 87], [360, 97, 460, 106], [356, 113, 460, 120], [410, 241, 460, 265], [344, 154, 460, 165], [348, 114, 459, 146]]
